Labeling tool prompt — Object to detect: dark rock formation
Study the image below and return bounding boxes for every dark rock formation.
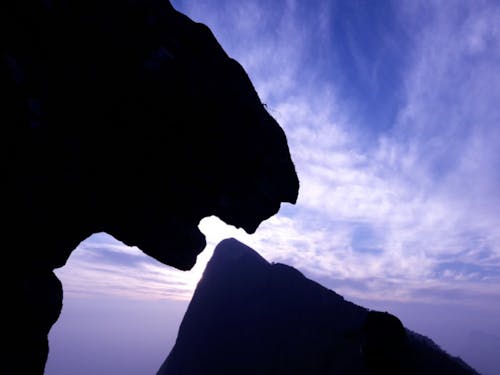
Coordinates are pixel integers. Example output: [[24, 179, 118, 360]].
[[2, 1, 298, 373], [159, 238, 478, 375], [361, 311, 407, 374]]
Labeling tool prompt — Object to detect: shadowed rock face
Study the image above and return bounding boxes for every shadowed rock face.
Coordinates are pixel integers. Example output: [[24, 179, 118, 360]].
[[2, 1, 298, 372], [362, 311, 408, 374], [160, 239, 478, 375]]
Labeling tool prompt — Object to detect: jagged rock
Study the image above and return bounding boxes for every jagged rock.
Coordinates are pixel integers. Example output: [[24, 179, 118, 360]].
[[159, 238, 478, 375], [2, 1, 299, 373]]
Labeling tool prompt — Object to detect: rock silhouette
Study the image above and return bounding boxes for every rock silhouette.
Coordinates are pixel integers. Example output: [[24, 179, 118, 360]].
[[2, 1, 298, 373], [159, 238, 478, 375]]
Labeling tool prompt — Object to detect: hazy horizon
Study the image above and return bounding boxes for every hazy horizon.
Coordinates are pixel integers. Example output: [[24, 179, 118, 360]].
[[46, 231, 500, 374]]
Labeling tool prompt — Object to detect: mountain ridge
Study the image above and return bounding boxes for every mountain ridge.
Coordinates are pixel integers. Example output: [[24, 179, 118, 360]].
[[159, 238, 478, 375]]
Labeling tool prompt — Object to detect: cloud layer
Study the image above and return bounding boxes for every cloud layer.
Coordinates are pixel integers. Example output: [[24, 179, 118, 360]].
[[56, 0, 500, 309]]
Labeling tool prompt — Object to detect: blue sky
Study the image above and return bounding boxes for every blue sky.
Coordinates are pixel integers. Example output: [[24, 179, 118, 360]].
[[47, 1, 500, 374]]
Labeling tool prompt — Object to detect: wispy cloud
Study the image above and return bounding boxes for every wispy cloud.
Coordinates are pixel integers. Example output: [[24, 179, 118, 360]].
[[179, 0, 500, 305], [57, 0, 500, 307], [55, 233, 204, 301]]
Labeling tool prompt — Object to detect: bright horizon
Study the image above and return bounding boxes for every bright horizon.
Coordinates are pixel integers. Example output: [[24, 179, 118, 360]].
[[47, 1, 500, 374]]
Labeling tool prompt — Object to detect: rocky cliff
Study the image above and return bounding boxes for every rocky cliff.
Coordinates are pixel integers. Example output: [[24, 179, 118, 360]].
[[2, 1, 298, 373], [159, 239, 477, 375]]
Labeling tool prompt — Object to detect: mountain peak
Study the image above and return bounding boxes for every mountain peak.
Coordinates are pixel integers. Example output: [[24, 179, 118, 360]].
[[212, 238, 269, 266], [159, 240, 478, 374]]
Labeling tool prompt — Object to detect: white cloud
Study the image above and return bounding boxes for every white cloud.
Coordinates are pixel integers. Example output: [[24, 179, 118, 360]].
[[196, 0, 500, 304], [57, 1, 500, 307], [55, 233, 203, 301]]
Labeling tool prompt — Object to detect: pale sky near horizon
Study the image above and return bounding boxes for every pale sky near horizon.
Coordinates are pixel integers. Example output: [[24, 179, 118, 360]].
[[46, 1, 500, 374]]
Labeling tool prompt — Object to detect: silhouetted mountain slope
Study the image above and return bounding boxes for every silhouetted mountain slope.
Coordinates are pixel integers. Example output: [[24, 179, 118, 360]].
[[3, 1, 298, 372], [159, 238, 478, 375]]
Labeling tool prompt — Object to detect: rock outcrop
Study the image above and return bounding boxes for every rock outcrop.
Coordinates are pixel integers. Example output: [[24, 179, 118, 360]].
[[159, 239, 477, 375], [2, 1, 298, 373]]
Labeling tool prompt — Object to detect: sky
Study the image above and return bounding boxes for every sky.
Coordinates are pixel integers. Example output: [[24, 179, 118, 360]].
[[46, 1, 500, 374]]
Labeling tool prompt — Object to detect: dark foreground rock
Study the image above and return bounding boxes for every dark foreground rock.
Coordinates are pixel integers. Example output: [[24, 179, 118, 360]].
[[2, 1, 298, 372], [159, 238, 478, 375]]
